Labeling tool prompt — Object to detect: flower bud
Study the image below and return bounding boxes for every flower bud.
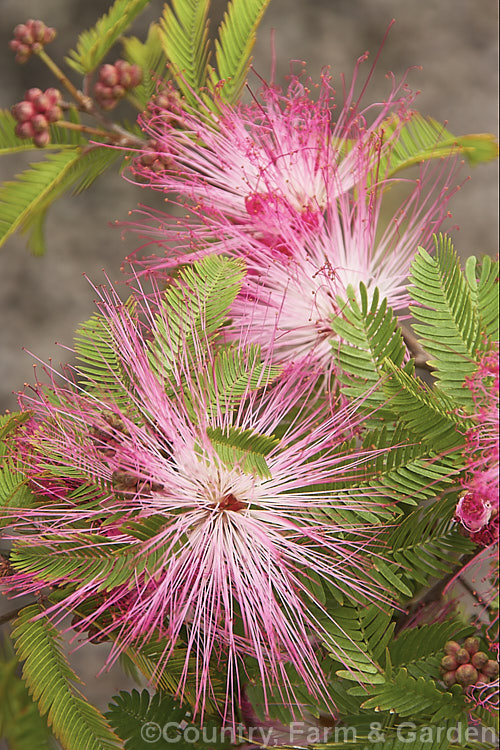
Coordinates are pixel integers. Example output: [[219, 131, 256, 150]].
[[14, 121, 35, 138], [33, 130, 51, 148], [455, 648, 470, 665], [100, 64, 119, 87], [463, 637, 480, 655], [10, 19, 56, 62], [440, 655, 458, 671], [12, 101, 35, 122], [482, 660, 499, 679], [33, 93, 51, 112], [31, 114, 48, 132], [455, 664, 479, 687], [442, 670, 457, 688], [45, 106, 62, 123], [471, 651, 489, 669]]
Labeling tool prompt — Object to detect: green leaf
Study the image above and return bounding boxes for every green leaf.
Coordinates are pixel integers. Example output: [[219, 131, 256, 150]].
[[12, 604, 122, 750], [0, 146, 121, 254], [0, 633, 55, 749], [466, 254, 500, 342], [381, 112, 498, 176], [206, 425, 279, 478], [409, 236, 488, 406], [159, 0, 211, 103], [382, 359, 466, 453], [0, 411, 31, 442], [122, 24, 169, 110], [360, 668, 466, 722], [362, 424, 457, 506], [212, 0, 272, 102], [203, 344, 281, 417], [74, 308, 132, 407], [149, 255, 245, 372], [66, 0, 152, 74], [387, 494, 477, 593], [106, 689, 188, 750], [10, 536, 144, 593], [330, 283, 408, 422]]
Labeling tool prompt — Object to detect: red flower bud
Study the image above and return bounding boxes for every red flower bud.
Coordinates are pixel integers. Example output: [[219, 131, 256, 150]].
[[26, 87, 43, 102], [444, 641, 461, 655], [33, 93, 51, 112], [99, 64, 119, 87], [463, 637, 480, 655]]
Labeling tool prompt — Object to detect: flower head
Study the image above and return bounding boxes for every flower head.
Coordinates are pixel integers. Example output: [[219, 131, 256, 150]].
[[130, 59, 416, 240], [3, 257, 394, 720]]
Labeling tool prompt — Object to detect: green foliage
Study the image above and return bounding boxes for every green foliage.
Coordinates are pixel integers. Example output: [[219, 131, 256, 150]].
[[160, 0, 211, 103], [10, 536, 143, 593], [381, 112, 498, 177], [149, 255, 245, 371], [206, 425, 279, 478], [74, 309, 131, 406], [466, 254, 500, 342], [386, 494, 477, 593], [122, 24, 169, 110], [322, 603, 394, 684], [0, 462, 34, 525], [106, 689, 229, 750], [381, 360, 466, 453], [66, 0, 152, 74], [212, 0, 272, 102], [0, 147, 121, 254], [362, 424, 457, 506], [12, 604, 122, 750], [359, 668, 466, 722], [409, 236, 494, 406], [330, 283, 409, 424], [388, 620, 474, 671], [0, 633, 55, 750]]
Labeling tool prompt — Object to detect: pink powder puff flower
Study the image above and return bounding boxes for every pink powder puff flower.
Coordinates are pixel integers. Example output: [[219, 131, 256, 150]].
[[455, 349, 499, 545], [130, 53, 417, 242], [3, 267, 397, 721]]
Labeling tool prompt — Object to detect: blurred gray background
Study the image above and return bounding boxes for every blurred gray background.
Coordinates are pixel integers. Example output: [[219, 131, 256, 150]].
[[0, 0, 498, 720], [0, 0, 498, 413]]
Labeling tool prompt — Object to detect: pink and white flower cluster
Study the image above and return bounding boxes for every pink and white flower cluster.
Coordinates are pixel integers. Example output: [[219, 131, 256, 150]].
[[128, 59, 462, 370]]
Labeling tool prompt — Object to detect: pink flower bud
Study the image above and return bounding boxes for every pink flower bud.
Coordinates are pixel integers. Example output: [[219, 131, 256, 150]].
[[14, 23, 33, 44], [33, 93, 51, 112], [463, 637, 480, 655], [444, 640, 461, 655], [12, 101, 35, 122], [45, 88, 62, 105], [25, 88, 43, 102], [440, 654, 458, 671], [99, 64, 119, 87], [31, 20, 47, 42], [31, 114, 48, 132], [14, 121, 35, 138], [455, 491, 492, 533], [112, 84, 126, 99], [45, 106, 62, 123], [483, 660, 499, 678], [33, 130, 51, 147]]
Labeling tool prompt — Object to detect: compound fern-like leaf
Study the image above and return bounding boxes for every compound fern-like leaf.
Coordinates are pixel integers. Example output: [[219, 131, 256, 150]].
[[12, 604, 122, 750]]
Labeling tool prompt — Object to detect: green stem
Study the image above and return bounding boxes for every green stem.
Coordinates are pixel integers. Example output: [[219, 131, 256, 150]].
[[37, 49, 92, 111]]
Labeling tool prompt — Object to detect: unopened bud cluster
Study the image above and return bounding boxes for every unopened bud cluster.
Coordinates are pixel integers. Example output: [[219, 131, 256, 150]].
[[135, 139, 174, 175], [12, 88, 63, 147], [94, 60, 142, 110], [9, 19, 56, 63], [440, 638, 499, 689]]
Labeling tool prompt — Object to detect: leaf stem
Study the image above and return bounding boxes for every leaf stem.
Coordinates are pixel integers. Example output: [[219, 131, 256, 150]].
[[37, 49, 93, 112]]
